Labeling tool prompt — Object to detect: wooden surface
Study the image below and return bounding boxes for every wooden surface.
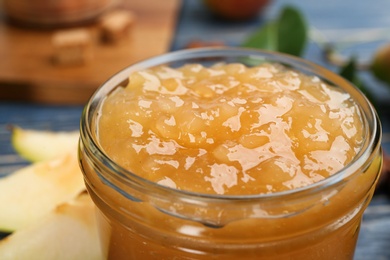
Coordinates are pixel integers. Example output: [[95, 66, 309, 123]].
[[0, 0, 180, 104]]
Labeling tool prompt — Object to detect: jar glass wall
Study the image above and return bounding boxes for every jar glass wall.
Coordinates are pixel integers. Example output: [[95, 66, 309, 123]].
[[79, 48, 382, 260]]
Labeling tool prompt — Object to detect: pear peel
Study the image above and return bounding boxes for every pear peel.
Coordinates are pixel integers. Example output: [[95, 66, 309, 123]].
[[11, 126, 80, 162], [0, 193, 103, 260], [371, 43, 390, 86], [0, 153, 86, 232]]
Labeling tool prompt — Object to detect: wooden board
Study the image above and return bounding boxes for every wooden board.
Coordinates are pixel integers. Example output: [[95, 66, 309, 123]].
[[0, 0, 181, 104]]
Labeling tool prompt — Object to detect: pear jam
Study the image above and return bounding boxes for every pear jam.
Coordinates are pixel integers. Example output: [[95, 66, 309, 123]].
[[98, 63, 363, 195], [83, 61, 382, 260]]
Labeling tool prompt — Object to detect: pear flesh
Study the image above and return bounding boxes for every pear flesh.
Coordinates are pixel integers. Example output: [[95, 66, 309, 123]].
[[0, 127, 103, 259], [11, 126, 80, 162], [0, 193, 103, 260], [0, 153, 86, 232]]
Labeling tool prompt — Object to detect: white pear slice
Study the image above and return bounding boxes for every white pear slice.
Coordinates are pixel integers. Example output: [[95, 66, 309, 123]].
[[11, 126, 79, 162], [0, 153, 86, 232], [0, 193, 103, 260]]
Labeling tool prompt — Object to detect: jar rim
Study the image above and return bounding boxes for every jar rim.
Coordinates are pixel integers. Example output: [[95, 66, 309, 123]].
[[80, 47, 382, 201]]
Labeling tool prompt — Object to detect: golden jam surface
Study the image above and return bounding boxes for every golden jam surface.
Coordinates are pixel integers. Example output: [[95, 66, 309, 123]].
[[98, 63, 364, 195]]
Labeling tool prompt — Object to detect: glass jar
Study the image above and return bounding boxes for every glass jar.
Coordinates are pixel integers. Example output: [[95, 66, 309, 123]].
[[79, 47, 382, 260]]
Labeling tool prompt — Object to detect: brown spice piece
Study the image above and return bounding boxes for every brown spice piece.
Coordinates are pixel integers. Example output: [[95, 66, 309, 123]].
[[52, 28, 93, 66], [99, 10, 135, 43]]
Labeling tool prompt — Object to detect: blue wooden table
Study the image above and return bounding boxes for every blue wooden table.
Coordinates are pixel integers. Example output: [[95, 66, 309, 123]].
[[1, 0, 390, 259]]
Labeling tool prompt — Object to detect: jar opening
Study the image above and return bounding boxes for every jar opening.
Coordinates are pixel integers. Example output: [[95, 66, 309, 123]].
[[80, 47, 382, 202]]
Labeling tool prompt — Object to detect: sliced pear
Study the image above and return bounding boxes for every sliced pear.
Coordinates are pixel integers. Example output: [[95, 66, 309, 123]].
[[0, 193, 103, 260], [11, 126, 79, 162], [0, 153, 86, 232]]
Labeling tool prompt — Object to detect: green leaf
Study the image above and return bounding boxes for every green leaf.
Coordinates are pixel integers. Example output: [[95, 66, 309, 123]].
[[277, 6, 307, 56], [242, 5, 307, 57], [339, 57, 375, 103], [242, 22, 279, 51]]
